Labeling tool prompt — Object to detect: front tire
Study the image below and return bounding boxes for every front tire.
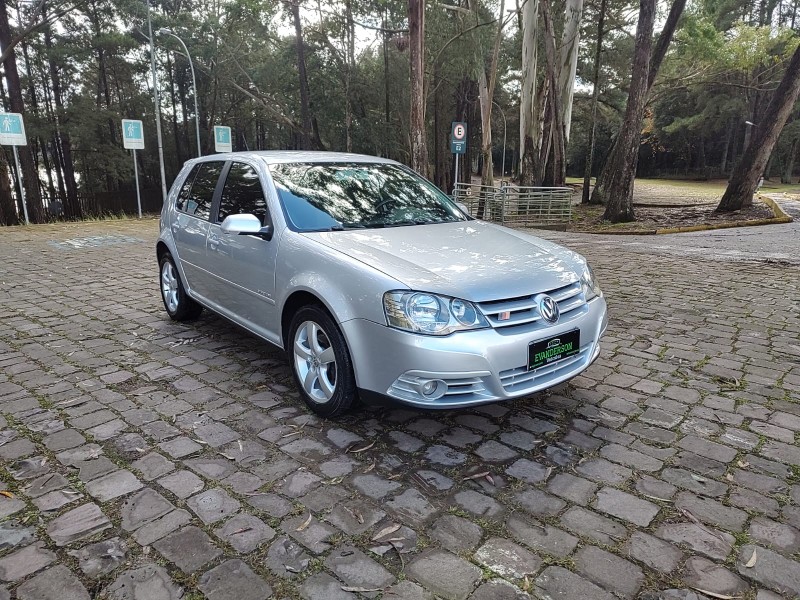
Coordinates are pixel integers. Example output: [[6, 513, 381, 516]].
[[159, 253, 202, 321], [288, 305, 357, 417]]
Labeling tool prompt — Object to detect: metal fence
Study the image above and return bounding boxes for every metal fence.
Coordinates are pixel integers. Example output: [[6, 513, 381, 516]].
[[452, 183, 573, 227]]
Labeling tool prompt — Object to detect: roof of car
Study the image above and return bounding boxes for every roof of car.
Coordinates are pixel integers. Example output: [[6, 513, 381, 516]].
[[193, 151, 399, 166]]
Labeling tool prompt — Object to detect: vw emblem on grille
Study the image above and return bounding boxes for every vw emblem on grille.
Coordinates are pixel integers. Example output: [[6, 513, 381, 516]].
[[537, 294, 560, 325]]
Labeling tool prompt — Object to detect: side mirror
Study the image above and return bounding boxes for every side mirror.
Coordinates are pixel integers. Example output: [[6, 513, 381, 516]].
[[456, 202, 470, 214], [220, 214, 273, 240]]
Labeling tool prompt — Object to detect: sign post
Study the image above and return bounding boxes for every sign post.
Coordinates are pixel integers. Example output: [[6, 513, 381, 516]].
[[122, 119, 145, 218], [214, 126, 232, 153], [450, 121, 467, 193], [0, 113, 29, 224]]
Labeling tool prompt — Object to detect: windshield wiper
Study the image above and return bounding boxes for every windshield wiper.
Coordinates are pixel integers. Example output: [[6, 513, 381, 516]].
[[386, 219, 432, 227]]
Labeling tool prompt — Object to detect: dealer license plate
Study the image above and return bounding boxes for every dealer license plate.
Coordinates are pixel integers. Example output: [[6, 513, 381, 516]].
[[528, 329, 580, 370]]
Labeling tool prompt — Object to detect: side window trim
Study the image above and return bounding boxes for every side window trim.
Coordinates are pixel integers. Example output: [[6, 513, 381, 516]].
[[209, 161, 233, 225], [175, 164, 201, 213], [215, 160, 272, 228]]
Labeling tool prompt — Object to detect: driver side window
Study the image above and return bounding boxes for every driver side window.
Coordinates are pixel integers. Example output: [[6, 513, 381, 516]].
[[217, 162, 268, 224]]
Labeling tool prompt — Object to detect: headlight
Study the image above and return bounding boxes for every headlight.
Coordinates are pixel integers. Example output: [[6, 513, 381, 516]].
[[384, 291, 489, 335], [581, 265, 602, 301]]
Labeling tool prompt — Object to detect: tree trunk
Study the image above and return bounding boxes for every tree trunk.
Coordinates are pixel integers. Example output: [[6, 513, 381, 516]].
[[519, 0, 540, 186], [558, 0, 584, 143], [541, 0, 566, 187], [718, 45, 800, 211], [582, 0, 606, 203], [0, 0, 43, 223], [291, 1, 318, 150], [409, 0, 428, 176], [0, 156, 16, 225], [601, 0, 656, 222], [720, 118, 732, 174], [783, 137, 798, 183], [592, 0, 685, 205]]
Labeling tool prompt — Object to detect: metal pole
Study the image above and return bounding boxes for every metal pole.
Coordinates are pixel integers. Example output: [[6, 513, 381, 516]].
[[133, 149, 142, 218], [453, 153, 459, 195], [146, 0, 168, 202], [12, 146, 28, 225], [161, 30, 201, 157]]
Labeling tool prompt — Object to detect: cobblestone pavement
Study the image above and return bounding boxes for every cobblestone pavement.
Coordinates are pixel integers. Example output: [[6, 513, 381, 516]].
[[1, 218, 799, 600]]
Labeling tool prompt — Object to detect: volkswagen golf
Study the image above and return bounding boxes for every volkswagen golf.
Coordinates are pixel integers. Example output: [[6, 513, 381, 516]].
[[156, 152, 608, 417]]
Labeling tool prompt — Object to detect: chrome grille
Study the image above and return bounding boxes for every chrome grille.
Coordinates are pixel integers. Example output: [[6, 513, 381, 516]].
[[499, 346, 591, 393], [388, 373, 493, 404], [476, 281, 586, 330]]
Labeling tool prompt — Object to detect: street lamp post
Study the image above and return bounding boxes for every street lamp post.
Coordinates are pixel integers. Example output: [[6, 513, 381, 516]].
[[159, 28, 202, 158], [145, 0, 168, 202], [492, 101, 507, 185]]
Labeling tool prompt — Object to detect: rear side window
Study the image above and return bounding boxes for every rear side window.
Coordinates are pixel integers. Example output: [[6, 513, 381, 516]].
[[175, 165, 199, 212], [179, 161, 224, 220], [217, 162, 268, 224]]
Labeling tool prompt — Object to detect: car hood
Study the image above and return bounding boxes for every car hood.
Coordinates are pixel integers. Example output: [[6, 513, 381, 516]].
[[302, 221, 586, 302]]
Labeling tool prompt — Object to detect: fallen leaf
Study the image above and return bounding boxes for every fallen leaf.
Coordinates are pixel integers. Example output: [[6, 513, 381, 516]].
[[348, 440, 376, 453], [296, 514, 312, 532], [690, 473, 707, 483], [341, 586, 383, 593], [725, 473, 734, 482], [0, 491, 14, 499], [485, 474, 495, 486], [737, 460, 750, 468], [689, 588, 739, 599], [238, 440, 244, 452], [231, 527, 253, 535], [462, 471, 491, 482], [363, 459, 376, 474], [372, 523, 401, 541], [745, 548, 757, 568]]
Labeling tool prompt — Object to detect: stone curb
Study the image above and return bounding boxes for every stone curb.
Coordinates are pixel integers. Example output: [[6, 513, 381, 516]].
[[571, 194, 793, 236]]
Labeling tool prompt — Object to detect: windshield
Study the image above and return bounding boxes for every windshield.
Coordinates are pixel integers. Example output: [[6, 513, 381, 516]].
[[268, 162, 468, 232]]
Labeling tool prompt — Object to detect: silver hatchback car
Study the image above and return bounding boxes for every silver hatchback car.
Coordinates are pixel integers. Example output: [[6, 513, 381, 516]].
[[157, 151, 608, 417]]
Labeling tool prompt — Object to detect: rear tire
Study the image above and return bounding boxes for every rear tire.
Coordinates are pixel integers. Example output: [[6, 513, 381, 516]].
[[159, 252, 203, 321], [288, 305, 357, 417]]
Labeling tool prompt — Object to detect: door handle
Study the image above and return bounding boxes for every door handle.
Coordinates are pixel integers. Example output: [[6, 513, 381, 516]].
[[208, 235, 219, 250], [170, 222, 179, 233]]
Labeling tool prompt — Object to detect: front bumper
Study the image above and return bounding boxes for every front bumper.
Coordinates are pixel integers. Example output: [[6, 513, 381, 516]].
[[342, 297, 608, 408]]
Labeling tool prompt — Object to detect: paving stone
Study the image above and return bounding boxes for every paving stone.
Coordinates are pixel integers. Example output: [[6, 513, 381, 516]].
[[131, 452, 174, 480], [624, 531, 683, 573], [474, 537, 542, 580], [133, 508, 192, 545], [534, 566, 616, 600], [442, 427, 483, 448], [266, 536, 311, 579], [0, 521, 36, 550], [600, 443, 663, 472], [214, 513, 275, 553], [737, 544, 800, 596], [677, 435, 738, 463], [284, 513, 338, 554], [514, 487, 566, 517], [325, 545, 394, 593], [505, 458, 549, 484], [507, 516, 578, 558], [43, 428, 85, 451], [187, 487, 240, 524], [158, 469, 204, 498], [74, 456, 117, 482], [15, 564, 90, 600], [198, 559, 272, 600], [748, 517, 800, 554], [0, 541, 56, 581], [300, 572, 356, 600], [575, 544, 644, 599], [33, 488, 82, 512], [575, 457, 632, 485], [639, 407, 683, 428], [105, 563, 184, 599], [9, 456, 50, 480], [661, 468, 728, 497], [561, 506, 627, 545], [277, 469, 321, 498], [547, 473, 597, 505], [153, 526, 221, 573], [474, 440, 518, 462], [593, 487, 660, 527], [87, 418, 128, 440], [158, 436, 202, 458], [69, 537, 127, 577], [408, 418, 447, 437], [22, 472, 70, 497], [425, 444, 467, 466], [430, 514, 483, 551], [191, 421, 239, 447], [327, 500, 386, 535], [383, 581, 434, 600], [352, 473, 402, 499], [415, 469, 454, 491], [407, 550, 482, 600], [0, 438, 35, 460], [682, 556, 748, 597], [247, 492, 293, 518], [674, 492, 748, 531], [121, 488, 174, 531], [454, 490, 504, 518], [47, 503, 111, 546], [221, 470, 263, 493], [657, 522, 734, 560], [386, 488, 437, 524], [85, 469, 143, 502], [468, 579, 530, 600]]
